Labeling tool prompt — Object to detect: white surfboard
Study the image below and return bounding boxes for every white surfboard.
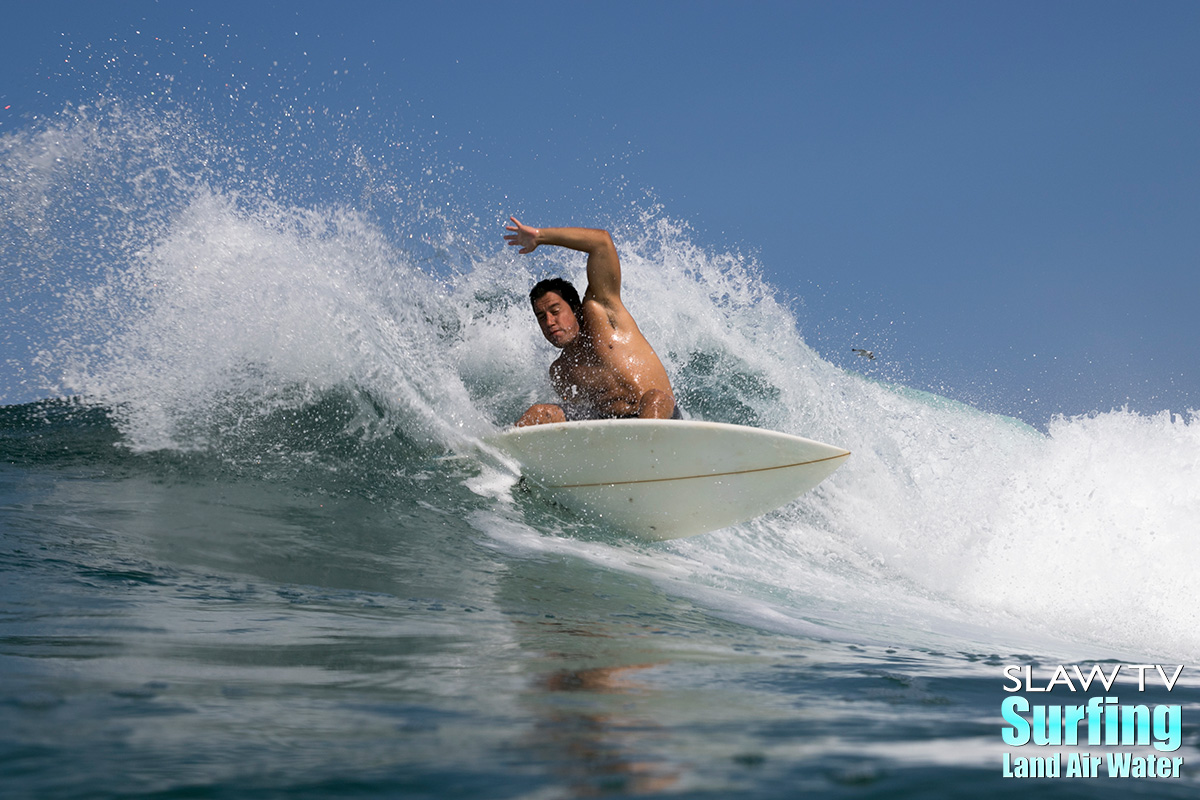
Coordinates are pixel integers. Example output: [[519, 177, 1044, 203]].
[[486, 419, 850, 540]]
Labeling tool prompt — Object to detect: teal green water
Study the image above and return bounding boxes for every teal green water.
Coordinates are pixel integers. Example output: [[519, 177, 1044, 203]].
[[3, 399, 1197, 799]]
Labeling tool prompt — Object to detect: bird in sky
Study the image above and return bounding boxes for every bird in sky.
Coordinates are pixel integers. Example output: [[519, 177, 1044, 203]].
[[851, 348, 875, 361]]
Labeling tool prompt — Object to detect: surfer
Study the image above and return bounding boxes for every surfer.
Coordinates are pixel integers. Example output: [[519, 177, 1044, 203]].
[[504, 216, 679, 427]]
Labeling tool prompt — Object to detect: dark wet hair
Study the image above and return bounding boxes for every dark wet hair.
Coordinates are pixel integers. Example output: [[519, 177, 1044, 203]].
[[530, 278, 582, 317]]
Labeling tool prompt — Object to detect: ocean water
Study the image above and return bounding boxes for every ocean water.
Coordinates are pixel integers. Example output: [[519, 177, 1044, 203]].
[[3, 102, 1200, 799]]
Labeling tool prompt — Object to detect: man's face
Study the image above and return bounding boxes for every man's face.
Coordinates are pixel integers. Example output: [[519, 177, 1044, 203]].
[[532, 291, 580, 349]]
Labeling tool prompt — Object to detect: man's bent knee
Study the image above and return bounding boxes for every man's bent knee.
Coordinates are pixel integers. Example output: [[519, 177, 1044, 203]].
[[516, 403, 567, 427], [637, 389, 675, 420]]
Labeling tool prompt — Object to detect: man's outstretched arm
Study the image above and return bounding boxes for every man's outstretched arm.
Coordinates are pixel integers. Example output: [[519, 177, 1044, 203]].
[[505, 216, 621, 302]]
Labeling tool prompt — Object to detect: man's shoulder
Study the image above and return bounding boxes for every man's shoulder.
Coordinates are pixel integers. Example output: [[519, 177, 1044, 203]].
[[580, 295, 609, 311], [580, 296, 628, 335], [580, 292, 630, 319]]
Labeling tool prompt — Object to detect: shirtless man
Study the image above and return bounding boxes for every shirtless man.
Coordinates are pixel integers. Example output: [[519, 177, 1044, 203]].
[[504, 216, 678, 427]]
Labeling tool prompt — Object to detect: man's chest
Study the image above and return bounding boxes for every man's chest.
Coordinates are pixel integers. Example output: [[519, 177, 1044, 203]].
[[550, 349, 624, 395]]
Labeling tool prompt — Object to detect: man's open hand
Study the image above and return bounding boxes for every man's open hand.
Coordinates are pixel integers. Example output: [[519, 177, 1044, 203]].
[[504, 216, 540, 254]]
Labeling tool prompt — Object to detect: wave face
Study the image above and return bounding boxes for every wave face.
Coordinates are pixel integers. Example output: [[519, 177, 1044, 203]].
[[4, 101, 1199, 666]]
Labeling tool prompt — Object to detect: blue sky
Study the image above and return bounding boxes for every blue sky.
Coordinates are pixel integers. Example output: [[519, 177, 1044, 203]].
[[3, 1, 1198, 425]]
